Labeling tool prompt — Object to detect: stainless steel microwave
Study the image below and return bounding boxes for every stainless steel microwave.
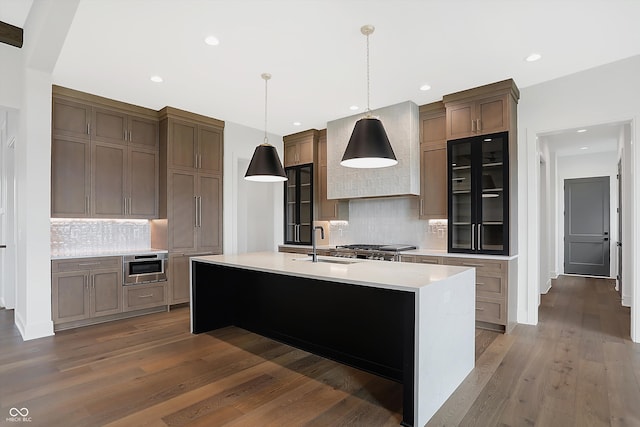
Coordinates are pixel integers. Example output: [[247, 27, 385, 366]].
[[123, 253, 168, 285]]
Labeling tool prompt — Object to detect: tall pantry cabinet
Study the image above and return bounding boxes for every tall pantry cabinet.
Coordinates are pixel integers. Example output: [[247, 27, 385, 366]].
[[155, 107, 224, 305]]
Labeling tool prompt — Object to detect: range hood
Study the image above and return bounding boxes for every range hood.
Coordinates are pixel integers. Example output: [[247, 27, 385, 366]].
[[327, 101, 420, 199]]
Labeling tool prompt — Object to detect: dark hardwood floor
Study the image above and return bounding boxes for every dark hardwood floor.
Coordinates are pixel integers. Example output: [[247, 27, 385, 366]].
[[0, 275, 638, 426]]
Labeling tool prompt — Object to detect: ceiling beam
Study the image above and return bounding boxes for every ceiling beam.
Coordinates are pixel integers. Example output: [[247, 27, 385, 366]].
[[0, 20, 23, 48]]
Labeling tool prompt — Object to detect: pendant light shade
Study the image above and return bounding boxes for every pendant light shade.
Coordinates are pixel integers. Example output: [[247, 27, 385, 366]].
[[244, 73, 288, 182], [340, 117, 397, 168], [245, 144, 287, 182], [341, 24, 397, 169]]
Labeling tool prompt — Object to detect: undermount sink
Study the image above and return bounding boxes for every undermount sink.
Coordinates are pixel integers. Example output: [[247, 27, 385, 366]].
[[292, 256, 360, 265]]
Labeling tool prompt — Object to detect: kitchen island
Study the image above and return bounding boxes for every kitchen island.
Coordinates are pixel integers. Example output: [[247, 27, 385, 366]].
[[190, 252, 475, 427]]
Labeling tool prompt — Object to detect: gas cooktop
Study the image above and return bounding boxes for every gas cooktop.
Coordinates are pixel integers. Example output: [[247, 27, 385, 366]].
[[336, 244, 417, 252]]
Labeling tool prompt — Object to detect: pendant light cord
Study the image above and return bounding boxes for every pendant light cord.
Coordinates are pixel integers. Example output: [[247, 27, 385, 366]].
[[366, 30, 370, 114], [261, 72, 271, 145], [264, 75, 269, 144]]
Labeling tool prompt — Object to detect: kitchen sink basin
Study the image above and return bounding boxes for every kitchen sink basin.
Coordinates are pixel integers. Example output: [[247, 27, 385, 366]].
[[292, 256, 360, 265]]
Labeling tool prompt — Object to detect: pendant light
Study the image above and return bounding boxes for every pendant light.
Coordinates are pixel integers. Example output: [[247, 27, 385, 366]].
[[341, 25, 397, 169], [245, 73, 288, 182]]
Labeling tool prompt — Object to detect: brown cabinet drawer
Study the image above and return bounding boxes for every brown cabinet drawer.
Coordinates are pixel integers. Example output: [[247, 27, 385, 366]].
[[400, 255, 442, 264], [475, 297, 506, 325], [123, 282, 167, 311], [444, 257, 506, 275], [52, 256, 122, 273], [476, 273, 505, 298]]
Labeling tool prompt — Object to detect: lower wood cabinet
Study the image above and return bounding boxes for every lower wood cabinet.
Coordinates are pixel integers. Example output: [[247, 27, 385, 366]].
[[400, 254, 516, 333], [168, 251, 215, 305], [123, 282, 167, 311], [51, 257, 122, 325], [51, 255, 168, 330]]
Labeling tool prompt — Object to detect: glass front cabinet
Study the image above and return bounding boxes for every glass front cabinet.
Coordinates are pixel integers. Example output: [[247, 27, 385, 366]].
[[284, 164, 313, 245], [448, 132, 509, 255]]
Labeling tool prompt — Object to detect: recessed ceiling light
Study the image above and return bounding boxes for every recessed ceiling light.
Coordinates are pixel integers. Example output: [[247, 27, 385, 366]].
[[525, 53, 542, 62], [293, 122, 301, 126], [150, 75, 163, 83], [349, 105, 359, 111], [580, 146, 589, 150], [419, 84, 431, 91], [577, 129, 587, 133], [204, 36, 220, 46]]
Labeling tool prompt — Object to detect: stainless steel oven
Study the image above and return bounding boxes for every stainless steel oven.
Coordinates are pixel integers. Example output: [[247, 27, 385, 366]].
[[123, 252, 168, 285]]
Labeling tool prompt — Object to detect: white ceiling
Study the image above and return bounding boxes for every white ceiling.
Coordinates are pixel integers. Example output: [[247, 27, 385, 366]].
[[4, 0, 640, 139]]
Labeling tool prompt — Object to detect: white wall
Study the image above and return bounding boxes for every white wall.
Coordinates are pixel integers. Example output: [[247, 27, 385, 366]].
[[518, 55, 640, 342], [223, 121, 284, 255], [0, 0, 80, 340]]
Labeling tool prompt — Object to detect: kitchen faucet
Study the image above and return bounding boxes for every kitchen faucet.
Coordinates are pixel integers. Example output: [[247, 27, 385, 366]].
[[311, 226, 325, 263]]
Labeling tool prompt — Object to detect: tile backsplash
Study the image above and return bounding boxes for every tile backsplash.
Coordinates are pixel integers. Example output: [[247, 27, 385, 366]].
[[51, 219, 151, 256], [327, 197, 447, 250]]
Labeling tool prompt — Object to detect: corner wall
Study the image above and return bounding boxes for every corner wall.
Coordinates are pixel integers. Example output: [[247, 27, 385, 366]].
[[518, 55, 640, 342]]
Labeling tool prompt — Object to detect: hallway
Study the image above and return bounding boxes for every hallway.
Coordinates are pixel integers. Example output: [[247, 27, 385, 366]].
[[428, 275, 639, 426]]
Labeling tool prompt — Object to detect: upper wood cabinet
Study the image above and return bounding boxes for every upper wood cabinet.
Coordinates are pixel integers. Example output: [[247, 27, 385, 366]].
[[443, 79, 519, 140], [419, 102, 447, 220], [92, 107, 159, 148], [165, 115, 223, 174], [52, 98, 92, 139], [51, 136, 91, 217], [284, 129, 316, 167], [51, 86, 160, 219], [316, 129, 348, 221]]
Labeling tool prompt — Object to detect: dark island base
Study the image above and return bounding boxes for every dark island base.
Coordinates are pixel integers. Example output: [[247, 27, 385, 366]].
[[192, 261, 416, 427]]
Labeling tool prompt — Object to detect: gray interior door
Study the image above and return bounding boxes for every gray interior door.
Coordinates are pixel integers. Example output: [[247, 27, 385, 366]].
[[564, 176, 610, 276]]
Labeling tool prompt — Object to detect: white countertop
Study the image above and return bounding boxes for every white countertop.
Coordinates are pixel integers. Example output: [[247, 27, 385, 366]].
[[191, 251, 472, 292], [51, 248, 168, 260]]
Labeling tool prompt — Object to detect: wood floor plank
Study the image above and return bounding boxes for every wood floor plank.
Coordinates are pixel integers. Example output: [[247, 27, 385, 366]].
[[1, 274, 639, 427]]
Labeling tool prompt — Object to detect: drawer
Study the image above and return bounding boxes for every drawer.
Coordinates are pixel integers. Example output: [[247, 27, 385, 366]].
[[475, 297, 506, 325], [123, 282, 167, 311], [444, 257, 506, 275], [52, 256, 122, 273], [476, 273, 505, 298], [400, 255, 442, 264]]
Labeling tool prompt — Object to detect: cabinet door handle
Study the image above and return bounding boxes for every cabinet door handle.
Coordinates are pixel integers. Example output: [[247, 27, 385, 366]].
[[194, 196, 198, 227], [477, 119, 481, 132], [87, 123, 90, 135], [129, 131, 132, 141], [420, 198, 424, 216], [475, 307, 485, 311], [198, 196, 202, 227], [476, 282, 485, 286], [334, 204, 337, 218], [471, 224, 475, 250], [471, 119, 476, 132], [78, 262, 100, 266], [138, 294, 154, 298]]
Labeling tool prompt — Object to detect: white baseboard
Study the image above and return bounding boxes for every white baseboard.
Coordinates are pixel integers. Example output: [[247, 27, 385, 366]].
[[15, 311, 54, 341], [622, 295, 632, 307], [541, 279, 552, 294]]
